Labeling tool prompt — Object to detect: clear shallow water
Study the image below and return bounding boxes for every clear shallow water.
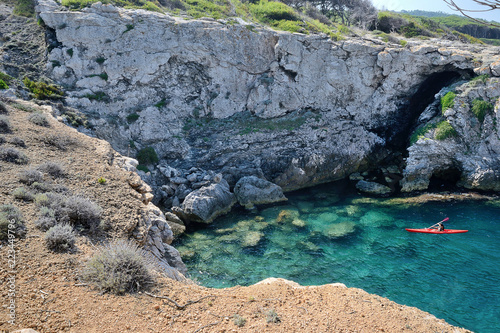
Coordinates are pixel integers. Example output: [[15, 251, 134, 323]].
[[174, 182, 500, 333]]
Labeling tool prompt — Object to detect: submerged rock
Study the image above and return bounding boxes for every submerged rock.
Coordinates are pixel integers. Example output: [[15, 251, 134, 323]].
[[324, 221, 356, 238], [241, 231, 264, 247], [234, 176, 287, 209], [356, 180, 392, 195]]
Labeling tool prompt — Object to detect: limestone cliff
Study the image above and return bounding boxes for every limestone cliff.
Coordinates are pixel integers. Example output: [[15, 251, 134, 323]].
[[35, 0, 500, 197]]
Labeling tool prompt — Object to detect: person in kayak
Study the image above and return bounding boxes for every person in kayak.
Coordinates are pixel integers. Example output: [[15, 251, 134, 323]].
[[436, 222, 445, 231]]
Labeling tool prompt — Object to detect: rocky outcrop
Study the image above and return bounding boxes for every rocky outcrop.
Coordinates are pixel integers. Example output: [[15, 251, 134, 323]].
[[113, 154, 187, 276], [355, 180, 392, 195], [234, 176, 287, 209], [173, 177, 237, 224], [34, 0, 500, 196], [401, 77, 500, 192]]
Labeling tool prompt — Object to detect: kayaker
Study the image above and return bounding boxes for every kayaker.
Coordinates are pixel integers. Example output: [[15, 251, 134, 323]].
[[437, 222, 445, 231]]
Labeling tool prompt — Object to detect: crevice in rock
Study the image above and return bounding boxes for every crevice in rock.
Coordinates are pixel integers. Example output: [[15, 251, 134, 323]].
[[428, 165, 462, 191], [400, 70, 472, 148]]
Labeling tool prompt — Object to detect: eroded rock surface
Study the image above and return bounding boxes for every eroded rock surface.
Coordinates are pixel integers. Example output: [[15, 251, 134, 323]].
[[234, 176, 287, 209], [34, 0, 500, 195]]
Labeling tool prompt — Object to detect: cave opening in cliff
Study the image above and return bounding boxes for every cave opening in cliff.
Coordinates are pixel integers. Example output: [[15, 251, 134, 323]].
[[428, 166, 462, 191], [392, 70, 471, 151]]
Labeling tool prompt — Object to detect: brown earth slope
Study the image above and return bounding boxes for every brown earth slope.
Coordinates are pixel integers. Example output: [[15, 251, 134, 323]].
[[0, 99, 472, 333]]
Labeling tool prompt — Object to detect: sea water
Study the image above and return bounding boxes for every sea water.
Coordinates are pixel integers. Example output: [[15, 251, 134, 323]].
[[174, 182, 500, 333]]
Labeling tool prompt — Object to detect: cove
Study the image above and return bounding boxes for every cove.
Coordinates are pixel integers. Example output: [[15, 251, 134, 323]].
[[174, 181, 500, 333]]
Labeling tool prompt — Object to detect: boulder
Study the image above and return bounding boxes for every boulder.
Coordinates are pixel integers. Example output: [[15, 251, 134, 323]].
[[178, 179, 236, 223], [234, 176, 287, 209], [355, 180, 392, 195]]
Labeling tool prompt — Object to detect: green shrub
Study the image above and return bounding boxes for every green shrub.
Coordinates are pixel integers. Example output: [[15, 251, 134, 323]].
[[0, 147, 29, 164], [434, 121, 457, 140], [12, 187, 35, 201], [81, 240, 154, 295], [23, 78, 64, 100], [0, 72, 14, 85], [136, 146, 158, 165], [154, 99, 166, 108], [0, 115, 12, 133], [126, 113, 140, 123], [0, 79, 8, 90], [34, 193, 51, 207], [440, 91, 456, 114], [67, 48, 73, 57], [470, 74, 489, 84], [0, 204, 26, 241], [45, 224, 76, 252], [136, 165, 149, 172], [250, 0, 299, 24], [98, 177, 107, 184], [28, 112, 50, 127], [85, 91, 108, 102], [61, 108, 90, 128], [13, 0, 35, 17], [471, 98, 493, 122]]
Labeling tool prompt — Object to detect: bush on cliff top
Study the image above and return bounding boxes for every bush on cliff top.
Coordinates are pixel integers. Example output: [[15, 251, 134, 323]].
[[434, 120, 457, 141], [81, 240, 154, 294]]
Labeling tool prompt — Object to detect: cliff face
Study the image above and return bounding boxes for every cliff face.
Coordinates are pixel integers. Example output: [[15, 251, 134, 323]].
[[36, 0, 500, 195]]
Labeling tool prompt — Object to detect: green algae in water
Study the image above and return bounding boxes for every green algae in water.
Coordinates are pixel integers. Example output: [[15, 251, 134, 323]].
[[174, 183, 500, 333]]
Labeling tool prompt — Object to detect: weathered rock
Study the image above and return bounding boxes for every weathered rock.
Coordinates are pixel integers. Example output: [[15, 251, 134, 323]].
[[324, 221, 356, 238], [35, 0, 500, 193], [355, 180, 392, 195], [402, 77, 500, 192], [178, 179, 236, 223], [234, 176, 287, 209]]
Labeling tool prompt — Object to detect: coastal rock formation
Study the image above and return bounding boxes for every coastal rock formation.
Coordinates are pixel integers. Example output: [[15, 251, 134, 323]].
[[234, 176, 287, 209], [174, 178, 237, 224], [34, 0, 500, 197], [401, 77, 500, 192]]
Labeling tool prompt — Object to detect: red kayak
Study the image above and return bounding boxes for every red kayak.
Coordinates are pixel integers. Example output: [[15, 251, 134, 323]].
[[405, 228, 468, 234]]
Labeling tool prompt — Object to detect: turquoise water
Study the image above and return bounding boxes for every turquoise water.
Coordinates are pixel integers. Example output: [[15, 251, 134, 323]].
[[174, 182, 500, 333]]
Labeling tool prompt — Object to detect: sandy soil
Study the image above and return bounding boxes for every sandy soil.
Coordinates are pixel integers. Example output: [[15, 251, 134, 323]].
[[0, 99, 473, 333]]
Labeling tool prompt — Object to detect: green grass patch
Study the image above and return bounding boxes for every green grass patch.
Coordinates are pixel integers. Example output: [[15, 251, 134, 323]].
[[13, 0, 35, 17], [126, 113, 140, 123], [136, 146, 158, 165], [0, 80, 8, 90], [85, 91, 109, 102], [470, 74, 489, 84], [184, 0, 230, 19], [409, 122, 438, 145], [155, 99, 167, 108], [0, 72, 14, 85], [440, 91, 456, 114], [250, 0, 299, 25], [471, 98, 493, 123], [23, 78, 64, 100], [434, 120, 457, 140]]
